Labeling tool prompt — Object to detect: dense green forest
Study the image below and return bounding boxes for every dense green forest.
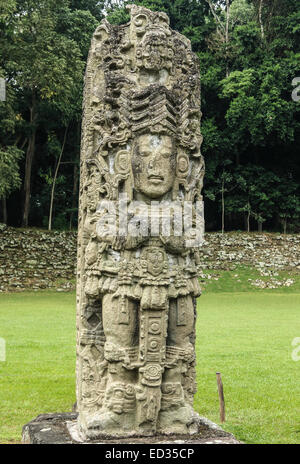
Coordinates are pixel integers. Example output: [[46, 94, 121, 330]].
[[0, 0, 299, 232]]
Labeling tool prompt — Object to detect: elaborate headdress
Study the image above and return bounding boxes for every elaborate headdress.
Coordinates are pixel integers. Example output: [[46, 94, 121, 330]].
[[81, 4, 204, 203]]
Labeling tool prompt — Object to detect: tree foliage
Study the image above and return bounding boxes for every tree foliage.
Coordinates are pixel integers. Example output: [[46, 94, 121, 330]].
[[0, 0, 299, 232]]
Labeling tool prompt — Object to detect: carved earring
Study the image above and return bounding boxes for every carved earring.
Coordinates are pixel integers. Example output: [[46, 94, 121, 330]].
[[115, 150, 133, 201]]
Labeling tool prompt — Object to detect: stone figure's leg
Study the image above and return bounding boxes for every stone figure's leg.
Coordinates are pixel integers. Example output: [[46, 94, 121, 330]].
[[158, 295, 196, 434], [102, 293, 138, 383], [82, 293, 138, 437], [167, 295, 195, 349]]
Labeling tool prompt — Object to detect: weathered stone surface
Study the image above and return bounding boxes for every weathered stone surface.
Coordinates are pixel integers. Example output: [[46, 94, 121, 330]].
[[199, 232, 300, 273], [0, 228, 299, 293], [22, 413, 78, 444], [76, 5, 204, 439], [0, 227, 76, 293], [197, 232, 300, 288], [22, 413, 241, 444]]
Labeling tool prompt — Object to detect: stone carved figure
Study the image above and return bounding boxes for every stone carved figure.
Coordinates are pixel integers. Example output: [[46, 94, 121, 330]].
[[77, 4, 205, 439]]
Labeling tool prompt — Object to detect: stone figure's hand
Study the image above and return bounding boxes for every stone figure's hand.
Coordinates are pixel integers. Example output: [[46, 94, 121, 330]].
[[159, 234, 186, 254], [185, 226, 203, 246], [124, 234, 149, 250], [96, 213, 117, 245]]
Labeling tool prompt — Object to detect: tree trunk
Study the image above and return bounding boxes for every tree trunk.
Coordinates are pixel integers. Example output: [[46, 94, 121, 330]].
[[1, 197, 7, 224], [22, 94, 37, 227], [243, 213, 247, 231], [221, 180, 225, 234], [48, 126, 69, 231], [205, 0, 230, 76], [258, 0, 265, 40], [69, 162, 79, 231], [247, 204, 250, 232], [283, 219, 287, 235], [225, 0, 230, 77], [22, 131, 36, 227], [258, 221, 262, 233]]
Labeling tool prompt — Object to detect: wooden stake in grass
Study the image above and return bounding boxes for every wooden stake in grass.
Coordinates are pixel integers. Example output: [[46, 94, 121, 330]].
[[216, 372, 225, 423]]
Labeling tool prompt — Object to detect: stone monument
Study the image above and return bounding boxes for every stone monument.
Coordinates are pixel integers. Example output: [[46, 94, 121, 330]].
[[76, 4, 205, 439], [22, 5, 241, 445]]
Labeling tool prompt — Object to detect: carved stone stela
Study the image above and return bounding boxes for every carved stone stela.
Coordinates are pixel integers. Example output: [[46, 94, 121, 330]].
[[77, 4, 205, 439]]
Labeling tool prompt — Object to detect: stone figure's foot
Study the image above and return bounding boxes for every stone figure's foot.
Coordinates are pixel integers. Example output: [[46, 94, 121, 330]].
[[80, 409, 136, 439], [157, 404, 199, 435], [79, 381, 138, 438]]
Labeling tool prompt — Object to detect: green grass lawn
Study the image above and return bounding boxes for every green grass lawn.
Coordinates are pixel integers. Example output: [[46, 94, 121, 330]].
[[195, 292, 300, 444], [0, 285, 299, 444], [0, 292, 76, 444]]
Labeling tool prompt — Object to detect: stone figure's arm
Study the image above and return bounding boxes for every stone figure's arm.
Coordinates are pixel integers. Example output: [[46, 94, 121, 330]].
[[159, 234, 186, 255], [160, 225, 200, 255], [94, 211, 149, 251], [124, 230, 149, 250]]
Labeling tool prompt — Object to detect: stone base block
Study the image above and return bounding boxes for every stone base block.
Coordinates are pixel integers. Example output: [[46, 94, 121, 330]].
[[22, 413, 241, 444]]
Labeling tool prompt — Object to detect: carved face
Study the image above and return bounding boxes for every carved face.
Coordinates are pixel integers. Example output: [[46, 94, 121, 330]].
[[142, 247, 166, 276], [132, 134, 176, 199], [148, 248, 165, 276]]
